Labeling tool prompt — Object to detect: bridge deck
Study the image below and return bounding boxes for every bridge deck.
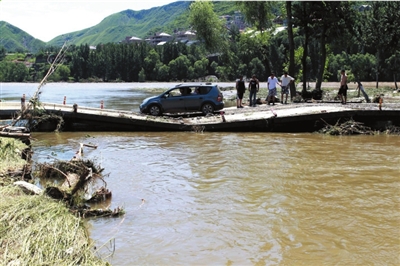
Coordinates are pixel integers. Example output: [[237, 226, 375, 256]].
[[1, 101, 399, 132]]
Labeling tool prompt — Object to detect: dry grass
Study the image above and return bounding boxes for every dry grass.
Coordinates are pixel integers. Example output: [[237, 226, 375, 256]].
[[1, 138, 110, 265], [0, 186, 109, 266], [0, 137, 28, 177]]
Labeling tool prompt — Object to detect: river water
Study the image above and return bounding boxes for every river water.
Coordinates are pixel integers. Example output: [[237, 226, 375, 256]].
[[2, 83, 400, 265]]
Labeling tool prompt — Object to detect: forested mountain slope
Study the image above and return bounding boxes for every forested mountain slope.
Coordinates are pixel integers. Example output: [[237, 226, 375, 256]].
[[0, 21, 45, 53]]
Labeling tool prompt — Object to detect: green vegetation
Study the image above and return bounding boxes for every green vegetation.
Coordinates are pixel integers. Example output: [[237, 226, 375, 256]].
[[0, 186, 109, 265], [47, 1, 192, 47], [0, 137, 115, 265], [0, 1, 399, 91], [0, 22, 46, 53], [0, 137, 28, 177]]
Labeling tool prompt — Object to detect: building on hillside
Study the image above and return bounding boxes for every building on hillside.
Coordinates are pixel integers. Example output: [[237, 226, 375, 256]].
[[358, 4, 371, 11], [175, 30, 197, 43], [232, 11, 247, 30], [146, 32, 173, 45], [273, 16, 286, 26], [220, 11, 247, 31], [123, 36, 144, 44]]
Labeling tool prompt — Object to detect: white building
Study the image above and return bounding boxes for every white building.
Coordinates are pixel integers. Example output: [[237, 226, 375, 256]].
[[146, 32, 172, 45]]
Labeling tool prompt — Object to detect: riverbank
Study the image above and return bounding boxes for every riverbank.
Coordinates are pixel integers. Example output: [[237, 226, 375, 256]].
[[0, 137, 109, 265]]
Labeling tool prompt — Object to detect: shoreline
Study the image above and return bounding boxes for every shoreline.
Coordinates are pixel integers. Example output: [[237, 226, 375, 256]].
[[1, 81, 398, 89]]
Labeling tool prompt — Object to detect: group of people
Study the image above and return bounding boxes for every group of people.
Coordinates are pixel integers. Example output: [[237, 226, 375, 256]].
[[236, 69, 349, 107], [235, 72, 294, 108]]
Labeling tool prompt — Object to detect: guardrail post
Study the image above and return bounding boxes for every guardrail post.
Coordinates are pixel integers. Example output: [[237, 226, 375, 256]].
[[21, 94, 26, 111]]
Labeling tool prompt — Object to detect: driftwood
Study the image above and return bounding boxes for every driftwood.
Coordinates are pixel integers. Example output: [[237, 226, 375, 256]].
[[0, 126, 31, 144], [14, 181, 43, 195], [86, 187, 112, 203], [34, 142, 123, 217], [319, 118, 375, 135], [0, 131, 30, 139], [83, 143, 98, 149], [71, 206, 124, 218]]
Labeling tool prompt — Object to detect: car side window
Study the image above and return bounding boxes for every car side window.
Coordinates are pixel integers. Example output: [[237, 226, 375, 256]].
[[198, 86, 211, 95], [169, 89, 182, 97], [178, 87, 193, 96]]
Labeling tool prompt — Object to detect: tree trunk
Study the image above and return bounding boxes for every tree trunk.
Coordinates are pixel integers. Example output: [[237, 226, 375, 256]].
[[302, 31, 309, 94], [315, 27, 327, 91], [286, 1, 296, 99], [395, 57, 398, 90], [301, 2, 309, 94], [286, 1, 295, 76], [375, 50, 380, 88]]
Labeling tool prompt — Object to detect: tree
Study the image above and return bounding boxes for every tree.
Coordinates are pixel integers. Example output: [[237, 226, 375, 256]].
[[0, 46, 6, 61], [138, 68, 146, 82], [249, 57, 265, 79], [0, 61, 28, 82], [286, 1, 296, 99], [144, 49, 161, 81], [189, 1, 226, 53], [55, 65, 71, 81], [385, 52, 399, 90], [309, 2, 357, 90], [236, 1, 274, 33], [193, 58, 209, 79], [157, 64, 170, 81], [360, 2, 400, 88], [168, 55, 191, 81]]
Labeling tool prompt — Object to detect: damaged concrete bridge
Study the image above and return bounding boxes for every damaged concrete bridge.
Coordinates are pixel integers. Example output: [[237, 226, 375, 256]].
[[1, 101, 399, 132]]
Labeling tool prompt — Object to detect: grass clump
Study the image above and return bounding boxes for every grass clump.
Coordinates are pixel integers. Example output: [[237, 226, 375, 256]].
[[0, 137, 29, 176], [0, 186, 109, 266]]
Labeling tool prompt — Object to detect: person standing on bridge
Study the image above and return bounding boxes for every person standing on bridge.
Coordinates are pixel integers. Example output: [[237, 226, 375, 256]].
[[248, 75, 259, 107], [280, 72, 294, 104], [236, 75, 246, 108], [21, 94, 26, 111], [267, 73, 281, 105], [338, 69, 348, 104]]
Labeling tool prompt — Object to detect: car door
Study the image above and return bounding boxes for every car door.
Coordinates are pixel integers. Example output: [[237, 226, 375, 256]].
[[184, 86, 204, 111], [159, 88, 186, 113]]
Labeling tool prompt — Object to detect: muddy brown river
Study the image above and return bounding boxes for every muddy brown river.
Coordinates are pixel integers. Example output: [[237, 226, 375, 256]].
[[30, 131, 400, 265], [2, 83, 400, 265]]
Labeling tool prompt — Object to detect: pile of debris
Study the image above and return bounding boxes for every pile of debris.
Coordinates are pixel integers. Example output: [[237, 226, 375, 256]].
[[319, 118, 376, 135], [318, 118, 400, 135], [14, 143, 124, 218]]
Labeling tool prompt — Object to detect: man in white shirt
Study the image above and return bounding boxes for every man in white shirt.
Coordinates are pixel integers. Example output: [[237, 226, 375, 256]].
[[280, 72, 295, 104], [267, 73, 281, 105]]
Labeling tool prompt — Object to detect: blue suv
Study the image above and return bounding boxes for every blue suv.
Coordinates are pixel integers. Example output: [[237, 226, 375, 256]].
[[139, 83, 224, 116]]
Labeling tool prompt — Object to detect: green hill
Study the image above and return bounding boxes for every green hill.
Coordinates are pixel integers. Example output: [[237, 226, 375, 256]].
[[0, 21, 46, 53], [47, 1, 192, 47], [2, 1, 241, 51]]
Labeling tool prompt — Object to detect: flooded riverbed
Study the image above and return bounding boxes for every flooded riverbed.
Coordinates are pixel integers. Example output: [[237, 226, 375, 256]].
[[2, 83, 399, 265], [31, 131, 400, 265]]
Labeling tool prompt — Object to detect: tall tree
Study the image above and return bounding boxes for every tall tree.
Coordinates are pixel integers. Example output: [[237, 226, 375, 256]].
[[189, 1, 226, 53], [285, 2, 295, 74], [361, 2, 400, 88], [236, 1, 274, 33], [310, 2, 357, 90], [292, 1, 313, 94]]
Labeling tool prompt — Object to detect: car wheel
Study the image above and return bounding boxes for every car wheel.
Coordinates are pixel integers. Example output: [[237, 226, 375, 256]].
[[201, 103, 214, 115], [149, 104, 162, 116]]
